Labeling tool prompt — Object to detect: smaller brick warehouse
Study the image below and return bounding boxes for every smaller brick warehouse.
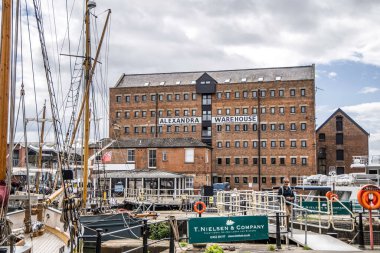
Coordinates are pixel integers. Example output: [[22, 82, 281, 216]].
[[90, 138, 212, 189], [316, 108, 369, 175]]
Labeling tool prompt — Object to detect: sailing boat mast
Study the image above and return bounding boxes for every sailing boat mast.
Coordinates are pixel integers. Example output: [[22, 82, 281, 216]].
[[0, 0, 12, 201], [82, 0, 92, 209]]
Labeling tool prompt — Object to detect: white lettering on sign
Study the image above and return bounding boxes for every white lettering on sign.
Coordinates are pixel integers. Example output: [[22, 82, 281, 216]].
[[212, 115, 258, 124], [158, 117, 202, 125]]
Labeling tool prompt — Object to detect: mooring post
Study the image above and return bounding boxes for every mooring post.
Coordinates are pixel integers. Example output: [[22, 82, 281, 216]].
[[304, 210, 308, 247], [276, 212, 282, 249], [95, 228, 103, 253], [358, 212, 365, 249], [169, 221, 175, 253], [143, 219, 148, 253]]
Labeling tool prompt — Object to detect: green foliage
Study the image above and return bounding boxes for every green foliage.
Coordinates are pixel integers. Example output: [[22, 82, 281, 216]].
[[204, 244, 224, 253], [303, 245, 312, 250], [267, 244, 276, 251], [179, 241, 188, 247], [149, 222, 170, 240]]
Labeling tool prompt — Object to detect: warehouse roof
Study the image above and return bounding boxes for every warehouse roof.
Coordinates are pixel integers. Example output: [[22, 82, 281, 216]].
[[115, 65, 315, 88]]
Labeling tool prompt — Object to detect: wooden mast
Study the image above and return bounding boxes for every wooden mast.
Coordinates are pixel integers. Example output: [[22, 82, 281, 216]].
[[82, 0, 91, 208], [0, 0, 12, 185]]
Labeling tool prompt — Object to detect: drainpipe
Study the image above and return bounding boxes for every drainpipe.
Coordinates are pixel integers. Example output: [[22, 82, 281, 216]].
[[258, 89, 262, 191]]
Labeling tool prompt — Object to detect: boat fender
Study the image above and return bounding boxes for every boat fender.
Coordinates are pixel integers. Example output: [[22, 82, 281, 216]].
[[194, 201, 206, 214]]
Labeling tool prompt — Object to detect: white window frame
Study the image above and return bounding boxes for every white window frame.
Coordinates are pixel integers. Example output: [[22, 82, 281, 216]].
[[185, 148, 194, 163]]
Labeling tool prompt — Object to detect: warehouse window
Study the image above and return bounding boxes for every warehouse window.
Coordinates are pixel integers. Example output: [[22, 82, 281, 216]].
[[128, 150, 135, 162], [185, 149, 194, 163], [202, 94, 212, 105], [148, 149, 157, 168], [336, 116, 343, 131], [336, 133, 344, 144], [336, 150, 344, 161]]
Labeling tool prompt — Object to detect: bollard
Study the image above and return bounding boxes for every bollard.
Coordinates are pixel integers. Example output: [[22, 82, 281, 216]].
[[304, 210, 308, 247], [95, 228, 103, 253], [143, 219, 148, 253], [358, 212, 365, 249], [169, 222, 175, 253], [276, 212, 282, 249], [9, 234, 16, 253]]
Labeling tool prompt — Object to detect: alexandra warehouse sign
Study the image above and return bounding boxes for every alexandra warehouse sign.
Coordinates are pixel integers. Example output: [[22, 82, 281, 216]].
[[188, 216, 268, 243]]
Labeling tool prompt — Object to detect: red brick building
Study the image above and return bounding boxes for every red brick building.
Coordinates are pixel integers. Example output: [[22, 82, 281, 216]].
[[316, 108, 369, 175], [90, 138, 211, 190], [109, 65, 317, 190]]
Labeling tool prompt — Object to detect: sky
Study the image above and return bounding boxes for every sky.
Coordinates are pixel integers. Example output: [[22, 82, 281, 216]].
[[5, 0, 380, 156]]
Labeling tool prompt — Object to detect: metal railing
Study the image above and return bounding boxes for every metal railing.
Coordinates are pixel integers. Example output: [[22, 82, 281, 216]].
[[77, 218, 176, 253], [215, 190, 356, 233]]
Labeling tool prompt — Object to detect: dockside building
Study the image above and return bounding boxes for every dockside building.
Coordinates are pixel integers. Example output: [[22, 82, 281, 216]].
[[109, 65, 317, 190]]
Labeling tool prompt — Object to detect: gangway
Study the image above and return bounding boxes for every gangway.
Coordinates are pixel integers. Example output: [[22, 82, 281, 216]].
[[288, 228, 361, 252]]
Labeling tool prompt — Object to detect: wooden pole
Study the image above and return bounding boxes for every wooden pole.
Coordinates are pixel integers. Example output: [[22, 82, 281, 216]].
[[82, 0, 92, 209], [81, 7, 112, 209], [0, 0, 12, 182]]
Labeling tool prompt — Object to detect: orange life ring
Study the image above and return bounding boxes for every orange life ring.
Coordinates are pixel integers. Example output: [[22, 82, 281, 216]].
[[361, 191, 380, 210], [194, 201, 206, 214], [357, 189, 365, 207], [326, 191, 332, 199], [330, 193, 339, 201]]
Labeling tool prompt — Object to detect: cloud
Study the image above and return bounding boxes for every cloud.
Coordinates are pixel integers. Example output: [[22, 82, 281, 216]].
[[328, 72, 337, 79], [11, 0, 380, 151], [359, 86, 380, 94]]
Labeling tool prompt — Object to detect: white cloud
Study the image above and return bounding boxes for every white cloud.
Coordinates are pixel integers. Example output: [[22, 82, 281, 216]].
[[10, 0, 380, 152], [359, 86, 380, 94], [328, 72, 337, 79]]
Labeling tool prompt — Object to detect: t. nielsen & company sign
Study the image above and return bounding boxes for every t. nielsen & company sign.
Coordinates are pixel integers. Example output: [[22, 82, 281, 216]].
[[188, 216, 268, 243]]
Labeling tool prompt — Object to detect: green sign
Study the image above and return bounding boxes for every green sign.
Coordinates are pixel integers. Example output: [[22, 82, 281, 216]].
[[188, 216, 268, 244], [300, 201, 351, 215]]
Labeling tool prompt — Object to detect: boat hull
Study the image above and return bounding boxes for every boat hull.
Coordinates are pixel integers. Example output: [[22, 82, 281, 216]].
[[79, 212, 142, 241]]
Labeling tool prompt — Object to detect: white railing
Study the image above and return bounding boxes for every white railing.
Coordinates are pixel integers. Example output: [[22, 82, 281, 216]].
[[215, 190, 356, 233]]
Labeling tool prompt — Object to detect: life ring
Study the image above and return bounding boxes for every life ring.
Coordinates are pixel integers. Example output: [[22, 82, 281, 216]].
[[325, 191, 338, 201], [330, 193, 339, 201], [194, 201, 206, 214], [357, 189, 365, 207], [361, 191, 380, 210]]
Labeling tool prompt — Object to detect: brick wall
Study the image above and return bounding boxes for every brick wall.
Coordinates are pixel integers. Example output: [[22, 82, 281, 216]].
[[316, 110, 368, 174], [109, 76, 316, 190]]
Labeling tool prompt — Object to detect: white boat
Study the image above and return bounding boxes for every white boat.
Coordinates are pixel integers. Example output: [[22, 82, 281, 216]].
[[295, 155, 380, 212]]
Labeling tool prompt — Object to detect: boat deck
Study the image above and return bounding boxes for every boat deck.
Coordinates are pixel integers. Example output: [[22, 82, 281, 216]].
[[24, 231, 67, 253]]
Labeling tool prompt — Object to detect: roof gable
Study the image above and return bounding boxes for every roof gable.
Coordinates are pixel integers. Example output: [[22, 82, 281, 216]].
[[316, 108, 369, 136]]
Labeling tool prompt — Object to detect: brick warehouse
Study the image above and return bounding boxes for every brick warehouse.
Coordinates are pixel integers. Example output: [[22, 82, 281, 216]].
[[316, 108, 369, 175], [109, 65, 317, 190]]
